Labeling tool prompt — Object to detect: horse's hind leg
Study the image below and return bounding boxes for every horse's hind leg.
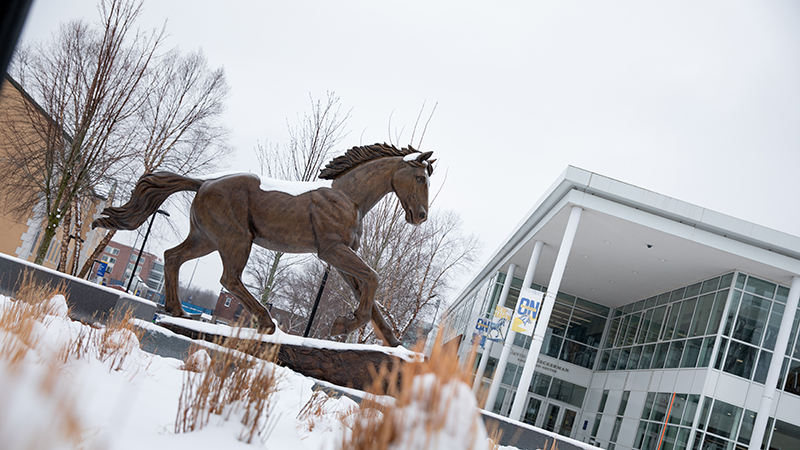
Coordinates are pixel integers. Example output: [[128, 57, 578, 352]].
[[163, 232, 215, 318], [217, 240, 276, 333]]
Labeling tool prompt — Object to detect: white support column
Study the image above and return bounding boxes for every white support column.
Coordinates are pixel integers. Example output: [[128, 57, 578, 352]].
[[750, 275, 800, 450], [509, 206, 583, 421], [472, 339, 494, 393], [478, 263, 517, 403], [485, 241, 544, 410]]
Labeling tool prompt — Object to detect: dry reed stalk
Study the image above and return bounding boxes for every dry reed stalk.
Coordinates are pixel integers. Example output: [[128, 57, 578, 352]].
[[175, 323, 281, 443], [182, 343, 211, 372], [297, 390, 334, 432], [0, 271, 69, 365], [95, 307, 145, 371], [0, 271, 82, 447], [341, 324, 487, 450], [486, 421, 503, 450]]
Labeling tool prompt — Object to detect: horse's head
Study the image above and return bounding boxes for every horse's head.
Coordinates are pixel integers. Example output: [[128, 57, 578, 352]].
[[393, 151, 435, 225]]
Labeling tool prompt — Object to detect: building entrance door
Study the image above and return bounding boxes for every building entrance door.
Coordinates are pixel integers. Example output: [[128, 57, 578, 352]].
[[490, 387, 516, 416], [498, 388, 515, 415], [522, 396, 542, 426], [542, 403, 560, 432], [558, 408, 577, 437], [540, 402, 578, 438]]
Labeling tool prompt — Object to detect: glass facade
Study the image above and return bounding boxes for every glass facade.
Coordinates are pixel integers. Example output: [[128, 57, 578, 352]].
[[595, 272, 793, 388], [634, 392, 700, 450], [535, 284, 610, 370], [690, 397, 756, 450], [454, 268, 799, 449], [598, 273, 734, 374], [440, 274, 496, 344]]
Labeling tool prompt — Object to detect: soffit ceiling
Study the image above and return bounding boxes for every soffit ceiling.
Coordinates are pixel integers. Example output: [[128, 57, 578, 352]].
[[504, 206, 798, 309]]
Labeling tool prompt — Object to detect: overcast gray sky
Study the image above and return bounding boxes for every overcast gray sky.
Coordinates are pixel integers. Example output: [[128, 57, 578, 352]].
[[18, 1, 800, 301]]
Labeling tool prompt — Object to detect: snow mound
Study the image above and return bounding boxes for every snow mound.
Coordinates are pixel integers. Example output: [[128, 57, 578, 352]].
[[389, 373, 488, 450], [46, 294, 69, 318], [183, 348, 212, 372]]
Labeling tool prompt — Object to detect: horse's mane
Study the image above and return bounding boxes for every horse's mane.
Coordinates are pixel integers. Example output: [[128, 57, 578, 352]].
[[319, 143, 429, 180]]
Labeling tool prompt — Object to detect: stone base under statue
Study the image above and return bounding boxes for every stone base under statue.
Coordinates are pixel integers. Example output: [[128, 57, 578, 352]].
[[155, 317, 420, 392]]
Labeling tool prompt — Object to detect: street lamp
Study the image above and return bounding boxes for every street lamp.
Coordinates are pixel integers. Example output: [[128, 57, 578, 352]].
[[126, 209, 170, 293]]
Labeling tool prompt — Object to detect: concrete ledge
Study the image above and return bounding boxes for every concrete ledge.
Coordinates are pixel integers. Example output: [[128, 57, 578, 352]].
[[481, 410, 603, 450], [0, 252, 156, 324]]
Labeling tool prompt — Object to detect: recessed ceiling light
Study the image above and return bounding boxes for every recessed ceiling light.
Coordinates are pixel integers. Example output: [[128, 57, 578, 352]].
[[583, 255, 589, 259], [604, 240, 611, 244], [660, 258, 666, 262]]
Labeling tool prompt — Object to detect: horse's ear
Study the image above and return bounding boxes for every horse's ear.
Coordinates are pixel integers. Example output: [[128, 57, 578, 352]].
[[426, 158, 436, 176], [416, 151, 433, 162]]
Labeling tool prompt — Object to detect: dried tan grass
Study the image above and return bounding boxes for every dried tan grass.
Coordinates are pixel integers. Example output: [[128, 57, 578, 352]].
[[297, 390, 334, 432], [0, 271, 82, 447], [175, 325, 281, 443], [340, 325, 486, 450], [486, 422, 504, 450], [55, 305, 148, 375], [182, 343, 211, 372]]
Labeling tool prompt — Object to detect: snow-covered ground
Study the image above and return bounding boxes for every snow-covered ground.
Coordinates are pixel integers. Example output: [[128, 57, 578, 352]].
[[0, 292, 522, 450]]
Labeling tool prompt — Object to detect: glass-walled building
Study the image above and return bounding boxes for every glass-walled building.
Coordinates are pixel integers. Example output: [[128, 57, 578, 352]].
[[440, 167, 800, 450]]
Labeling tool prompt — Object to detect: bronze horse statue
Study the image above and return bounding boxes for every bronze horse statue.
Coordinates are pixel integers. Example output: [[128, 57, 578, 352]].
[[92, 143, 435, 346]]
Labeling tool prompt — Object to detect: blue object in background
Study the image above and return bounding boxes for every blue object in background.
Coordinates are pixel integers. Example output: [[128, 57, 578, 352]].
[[96, 261, 108, 277]]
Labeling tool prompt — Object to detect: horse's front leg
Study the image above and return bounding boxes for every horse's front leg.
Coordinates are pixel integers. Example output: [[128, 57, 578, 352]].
[[336, 269, 401, 347], [319, 243, 378, 337]]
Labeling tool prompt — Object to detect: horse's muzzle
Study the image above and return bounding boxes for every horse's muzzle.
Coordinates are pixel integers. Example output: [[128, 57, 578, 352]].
[[406, 208, 427, 225]]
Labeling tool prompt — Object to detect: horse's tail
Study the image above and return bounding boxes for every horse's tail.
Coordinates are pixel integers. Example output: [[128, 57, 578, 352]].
[[92, 171, 204, 230]]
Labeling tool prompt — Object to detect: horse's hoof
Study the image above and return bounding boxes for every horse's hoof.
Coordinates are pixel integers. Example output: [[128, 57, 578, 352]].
[[331, 316, 350, 336], [166, 306, 190, 319], [258, 319, 276, 335], [386, 335, 402, 347]]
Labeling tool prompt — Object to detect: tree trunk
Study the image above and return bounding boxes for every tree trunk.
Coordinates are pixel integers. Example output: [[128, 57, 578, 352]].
[[67, 202, 84, 275], [260, 251, 284, 306], [34, 216, 59, 265], [56, 202, 73, 272], [77, 229, 117, 279]]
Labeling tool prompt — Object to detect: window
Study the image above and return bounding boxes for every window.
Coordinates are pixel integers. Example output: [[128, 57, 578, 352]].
[[105, 246, 120, 256], [484, 357, 498, 379], [635, 393, 697, 450], [617, 391, 630, 416], [547, 378, 586, 408]]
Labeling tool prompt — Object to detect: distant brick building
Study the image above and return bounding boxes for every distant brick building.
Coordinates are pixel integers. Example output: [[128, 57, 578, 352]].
[[99, 240, 164, 295], [213, 291, 252, 325], [212, 290, 305, 333]]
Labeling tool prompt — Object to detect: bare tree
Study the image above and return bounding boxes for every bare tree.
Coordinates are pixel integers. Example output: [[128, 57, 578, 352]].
[[1, 0, 165, 266], [246, 92, 350, 305], [135, 48, 231, 175], [76, 47, 231, 279], [0, 0, 231, 276], [177, 283, 219, 311], [255, 91, 351, 181], [327, 197, 480, 345], [267, 260, 351, 337]]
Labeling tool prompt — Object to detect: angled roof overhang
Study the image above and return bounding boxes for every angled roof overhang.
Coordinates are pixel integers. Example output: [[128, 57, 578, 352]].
[[452, 166, 800, 310]]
